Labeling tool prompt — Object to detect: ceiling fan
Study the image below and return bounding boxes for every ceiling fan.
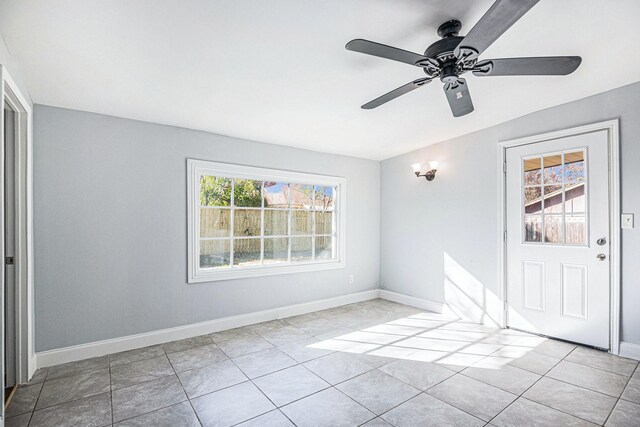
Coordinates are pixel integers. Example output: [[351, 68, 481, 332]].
[[345, 0, 581, 117]]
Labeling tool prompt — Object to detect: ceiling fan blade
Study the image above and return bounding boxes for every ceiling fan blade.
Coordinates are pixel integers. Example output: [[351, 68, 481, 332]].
[[361, 77, 432, 109], [455, 0, 540, 58], [346, 39, 435, 67], [473, 56, 582, 76], [443, 78, 474, 117]]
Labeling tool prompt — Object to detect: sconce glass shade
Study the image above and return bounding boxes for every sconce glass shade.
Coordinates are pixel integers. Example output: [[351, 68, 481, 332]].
[[428, 160, 439, 170], [411, 163, 423, 173]]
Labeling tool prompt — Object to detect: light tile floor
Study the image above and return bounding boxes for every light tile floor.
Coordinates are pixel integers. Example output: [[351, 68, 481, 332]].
[[5, 299, 640, 426]]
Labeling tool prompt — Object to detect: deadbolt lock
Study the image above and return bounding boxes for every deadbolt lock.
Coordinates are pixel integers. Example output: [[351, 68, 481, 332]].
[[597, 238, 607, 246]]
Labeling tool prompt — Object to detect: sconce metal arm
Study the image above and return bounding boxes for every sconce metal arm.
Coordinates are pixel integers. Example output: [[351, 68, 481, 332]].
[[414, 169, 437, 181]]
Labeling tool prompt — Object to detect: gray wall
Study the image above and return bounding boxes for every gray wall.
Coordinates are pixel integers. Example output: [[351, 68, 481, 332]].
[[380, 82, 640, 345], [33, 105, 380, 351]]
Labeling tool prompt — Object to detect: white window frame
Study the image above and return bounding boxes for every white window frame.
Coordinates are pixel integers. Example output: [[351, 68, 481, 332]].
[[187, 159, 346, 283]]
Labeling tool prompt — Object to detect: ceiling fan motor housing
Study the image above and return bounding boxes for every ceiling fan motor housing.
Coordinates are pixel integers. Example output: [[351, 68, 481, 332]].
[[424, 20, 465, 80], [424, 36, 463, 61]]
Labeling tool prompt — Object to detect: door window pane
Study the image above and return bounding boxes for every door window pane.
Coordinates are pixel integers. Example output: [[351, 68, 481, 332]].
[[264, 210, 288, 236], [291, 210, 313, 235], [565, 215, 586, 245], [315, 236, 335, 260], [234, 179, 263, 207], [263, 182, 289, 208], [200, 208, 230, 238], [291, 237, 312, 261], [234, 209, 261, 237], [543, 154, 563, 183], [544, 215, 563, 243], [200, 240, 230, 268], [290, 184, 314, 209], [523, 157, 542, 185], [524, 216, 542, 242], [264, 238, 288, 264], [234, 238, 261, 266], [200, 176, 232, 206], [564, 151, 585, 183], [543, 185, 563, 213], [565, 184, 586, 213], [524, 187, 542, 214]]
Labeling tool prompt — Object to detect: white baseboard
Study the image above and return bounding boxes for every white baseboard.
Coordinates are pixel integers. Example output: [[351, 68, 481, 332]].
[[378, 290, 443, 313], [619, 341, 640, 361], [35, 289, 379, 368]]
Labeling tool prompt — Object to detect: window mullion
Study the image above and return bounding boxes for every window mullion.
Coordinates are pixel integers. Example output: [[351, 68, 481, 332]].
[[540, 157, 545, 245], [333, 187, 338, 258], [287, 185, 292, 262], [561, 151, 566, 245], [312, 186, 316, 260], [260, 181, 265, 264], [230, 179, 235, 268]]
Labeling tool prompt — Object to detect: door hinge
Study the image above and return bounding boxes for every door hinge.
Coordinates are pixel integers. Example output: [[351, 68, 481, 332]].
[[503, 162, 507, 173], [503, 230, 507, 242], [5, 256, 14, 265]]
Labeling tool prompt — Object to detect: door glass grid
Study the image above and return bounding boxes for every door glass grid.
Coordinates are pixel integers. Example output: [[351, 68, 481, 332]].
[[522, 149, 587, 245]]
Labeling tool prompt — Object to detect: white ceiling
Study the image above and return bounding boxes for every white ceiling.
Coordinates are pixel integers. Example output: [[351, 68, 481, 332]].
[[1, 0, 639, 160]]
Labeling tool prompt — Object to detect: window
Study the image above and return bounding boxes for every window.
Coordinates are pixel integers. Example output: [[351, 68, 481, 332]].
[[522, 149, 587, 245], [188, 160, 346, 282]]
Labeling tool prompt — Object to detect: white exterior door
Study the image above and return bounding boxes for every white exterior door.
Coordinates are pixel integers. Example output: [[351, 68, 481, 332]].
[[506, 130, 610, 349]]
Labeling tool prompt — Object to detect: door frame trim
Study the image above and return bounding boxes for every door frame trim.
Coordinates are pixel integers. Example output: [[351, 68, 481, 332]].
[[0, 66, 35, 385], [497, 119, 620, 354]]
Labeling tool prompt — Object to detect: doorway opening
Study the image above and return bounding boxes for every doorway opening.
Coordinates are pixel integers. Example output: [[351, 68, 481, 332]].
[[4, 104, 17, 403], [0, 67, 34, 419]]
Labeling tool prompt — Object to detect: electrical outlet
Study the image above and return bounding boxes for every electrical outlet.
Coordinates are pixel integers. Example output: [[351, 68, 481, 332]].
[[348, 274, 354, 284], [621, 213, 634, 229]]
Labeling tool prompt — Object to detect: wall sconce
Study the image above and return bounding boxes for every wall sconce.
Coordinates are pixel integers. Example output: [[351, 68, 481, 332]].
[[411, 161, 439, 181]]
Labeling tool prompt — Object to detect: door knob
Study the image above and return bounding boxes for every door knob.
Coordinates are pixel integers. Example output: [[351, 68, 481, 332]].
[[597, 238, 607, 246], [597, 253, 606, 261]]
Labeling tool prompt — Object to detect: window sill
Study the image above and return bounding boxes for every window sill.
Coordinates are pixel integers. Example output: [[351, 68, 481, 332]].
[[188, 259, 346, 283]]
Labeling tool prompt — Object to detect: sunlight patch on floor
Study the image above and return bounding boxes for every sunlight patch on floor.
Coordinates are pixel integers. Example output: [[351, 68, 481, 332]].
[[305, 310, 540, 370]]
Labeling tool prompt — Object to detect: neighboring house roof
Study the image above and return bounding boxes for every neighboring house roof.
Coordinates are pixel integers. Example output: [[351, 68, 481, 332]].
[[263, 185, 334, 209]]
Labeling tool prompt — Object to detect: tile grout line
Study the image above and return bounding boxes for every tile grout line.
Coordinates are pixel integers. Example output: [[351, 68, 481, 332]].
[[108, 345, 198, 425], [481, 342, 571, 425], [109, 356, 114, 426], [214, 327, 410, 425], [558, 354, 639, 377], [354, 361, 485, 425], [15, 378, 44, 426], [164, 344, 206, 427], [223, 343, 299, 427], [485, 345, 615, 426], [494, 345, 581, 424], [601, 361, 639, 426], [370, 336, 584, 425]]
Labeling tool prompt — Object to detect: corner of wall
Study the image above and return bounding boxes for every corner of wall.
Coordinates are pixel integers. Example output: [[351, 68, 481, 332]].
[[0, 30, 33, 106]]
